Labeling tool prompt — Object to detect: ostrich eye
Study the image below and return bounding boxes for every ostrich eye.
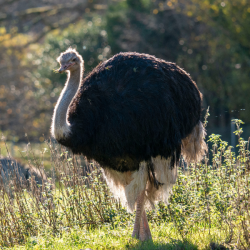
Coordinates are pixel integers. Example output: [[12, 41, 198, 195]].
[[72, 58, 76, 62]]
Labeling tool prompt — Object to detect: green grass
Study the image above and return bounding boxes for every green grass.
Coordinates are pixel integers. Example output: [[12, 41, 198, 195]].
[[1, 119, 250, 249], [9, 223, 223, 250], [0, 141, 51, 170]]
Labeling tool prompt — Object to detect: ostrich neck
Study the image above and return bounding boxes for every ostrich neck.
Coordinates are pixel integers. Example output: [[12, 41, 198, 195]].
[[52, 67, 82, 140]]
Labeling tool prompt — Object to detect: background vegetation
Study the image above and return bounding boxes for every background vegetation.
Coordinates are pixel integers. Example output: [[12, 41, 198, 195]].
[[0, 0, 249, 142], [0, 120, 249, 249]]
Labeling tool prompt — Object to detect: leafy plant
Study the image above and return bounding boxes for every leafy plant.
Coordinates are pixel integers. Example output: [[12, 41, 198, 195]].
[[0, 121, 249, 249]]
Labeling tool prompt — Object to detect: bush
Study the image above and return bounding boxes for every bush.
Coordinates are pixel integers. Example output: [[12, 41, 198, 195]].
[[0, 120, 249, 248]]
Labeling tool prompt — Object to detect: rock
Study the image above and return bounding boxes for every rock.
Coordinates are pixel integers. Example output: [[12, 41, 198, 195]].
[[0, 157, 47, 190]]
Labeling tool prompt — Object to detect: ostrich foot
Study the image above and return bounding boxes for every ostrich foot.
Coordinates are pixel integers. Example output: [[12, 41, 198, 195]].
[[132, 190, 152, 241]]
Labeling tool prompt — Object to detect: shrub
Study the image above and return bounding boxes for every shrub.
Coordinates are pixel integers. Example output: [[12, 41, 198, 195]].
[[0, 120, 249, 248]]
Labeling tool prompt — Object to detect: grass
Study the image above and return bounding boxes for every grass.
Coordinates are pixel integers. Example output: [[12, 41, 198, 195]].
[[8, 224, 217, 250], [0, 141, 51, 170], [0, 119, 250, 249]]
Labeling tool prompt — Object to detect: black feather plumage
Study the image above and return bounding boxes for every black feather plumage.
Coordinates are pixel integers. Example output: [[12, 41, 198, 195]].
[[58, 52, 202, 177]]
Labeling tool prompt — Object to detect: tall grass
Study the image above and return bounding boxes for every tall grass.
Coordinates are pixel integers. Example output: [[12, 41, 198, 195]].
[[0, 119, 249, 249]]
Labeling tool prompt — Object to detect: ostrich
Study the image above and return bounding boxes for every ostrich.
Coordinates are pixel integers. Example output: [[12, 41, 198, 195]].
[[51, 48, 207, 241]]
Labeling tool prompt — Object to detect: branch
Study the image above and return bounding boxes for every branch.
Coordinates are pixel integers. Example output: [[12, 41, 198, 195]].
[[0, 2, 107, 22], [0, 1, 107, 47], [23, 15, 82, 48]]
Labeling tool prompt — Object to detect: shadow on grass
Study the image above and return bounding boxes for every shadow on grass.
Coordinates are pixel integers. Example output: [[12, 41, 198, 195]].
[[126, 239, 199, 250]]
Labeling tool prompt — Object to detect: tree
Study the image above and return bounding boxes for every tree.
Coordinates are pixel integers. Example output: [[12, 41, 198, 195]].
[[0, 0, 109, 141]]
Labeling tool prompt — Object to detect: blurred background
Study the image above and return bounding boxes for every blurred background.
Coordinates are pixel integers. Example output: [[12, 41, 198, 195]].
[[0, 0, 249, 147]]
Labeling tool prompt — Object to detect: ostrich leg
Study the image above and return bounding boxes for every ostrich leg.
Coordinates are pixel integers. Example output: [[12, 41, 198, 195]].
[[132, 190, 152, 241]]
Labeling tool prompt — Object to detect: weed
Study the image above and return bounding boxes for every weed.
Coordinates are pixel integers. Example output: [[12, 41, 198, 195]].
[[0, 120, 249, 249]]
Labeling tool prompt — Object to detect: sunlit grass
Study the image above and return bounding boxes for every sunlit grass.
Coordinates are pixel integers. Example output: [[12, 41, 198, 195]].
[[9, 223, 227, 250], [1, 119, 250, 249], [0, 141, 51, 170]]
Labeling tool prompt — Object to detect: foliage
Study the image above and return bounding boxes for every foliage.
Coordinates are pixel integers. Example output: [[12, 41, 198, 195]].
[[1, 0, 250, 141], [181, 0, 250, 125], [0, 121, 250, 249], [29, 17, 111, 96], [0, 0, 106, 46], [105, 0, 250, 127]]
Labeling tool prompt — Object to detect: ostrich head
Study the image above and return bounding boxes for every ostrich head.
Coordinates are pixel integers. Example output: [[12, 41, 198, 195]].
[[56, 48, 84, 73]]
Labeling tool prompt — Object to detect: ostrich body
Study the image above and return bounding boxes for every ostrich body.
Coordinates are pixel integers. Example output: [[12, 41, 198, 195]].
[[52, 48, 207, 241]]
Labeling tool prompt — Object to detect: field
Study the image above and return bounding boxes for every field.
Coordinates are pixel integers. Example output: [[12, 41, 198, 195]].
[[0, 120, 249, 249]]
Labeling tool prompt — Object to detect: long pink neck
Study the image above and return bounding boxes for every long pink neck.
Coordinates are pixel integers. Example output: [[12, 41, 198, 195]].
[[51, 66, 82, 140]]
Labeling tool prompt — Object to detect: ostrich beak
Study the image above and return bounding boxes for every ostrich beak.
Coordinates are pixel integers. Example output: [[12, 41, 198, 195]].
[[58, 67, 65, 73], [58, 63, 75, 73]]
